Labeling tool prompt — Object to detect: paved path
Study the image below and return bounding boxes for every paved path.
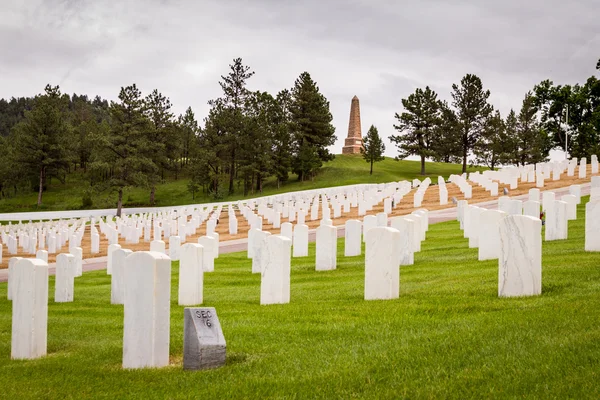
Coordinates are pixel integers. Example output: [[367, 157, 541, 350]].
[[0, 184, 590, 283]]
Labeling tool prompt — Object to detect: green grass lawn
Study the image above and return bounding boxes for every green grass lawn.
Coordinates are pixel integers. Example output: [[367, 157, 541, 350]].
[[0, 155, 483, 214], [1, 199, 597, 399]]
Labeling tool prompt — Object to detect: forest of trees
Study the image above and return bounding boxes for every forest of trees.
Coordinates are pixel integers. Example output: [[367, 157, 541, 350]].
[[390, 59, 600, 175], [0, 58, 598, 212], [0, 58, 336, 215]]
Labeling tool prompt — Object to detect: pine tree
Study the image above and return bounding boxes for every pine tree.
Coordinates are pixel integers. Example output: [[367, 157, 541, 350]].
[[516, 92, 552, 165], [362, 125, 385, 174], [207, 58, 255, 195], [289, 72, 336, 181], [91, 84, 152, 216], [12, 84, 72, 207], [451, 74, 493, 173], [473, 110, 510, 170], [144, 89, 175, 205], [272, 89, 293, 188], [430, 101, 462, 163], [389, 86, 441, 175]]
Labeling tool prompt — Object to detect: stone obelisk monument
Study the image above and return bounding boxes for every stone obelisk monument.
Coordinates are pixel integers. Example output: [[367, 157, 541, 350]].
[[342, 96, 363, 154]]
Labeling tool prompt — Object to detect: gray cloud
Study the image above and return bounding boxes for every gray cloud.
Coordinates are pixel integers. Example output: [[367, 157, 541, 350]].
[[1, 0, 598, 156]]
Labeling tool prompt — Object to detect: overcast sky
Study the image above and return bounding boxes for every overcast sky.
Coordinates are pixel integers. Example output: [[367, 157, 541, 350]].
[[1, 0, 599, 158]]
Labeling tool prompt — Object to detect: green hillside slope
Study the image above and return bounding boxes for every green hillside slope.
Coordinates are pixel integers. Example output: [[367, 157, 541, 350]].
[[0, 154, 483, 213]]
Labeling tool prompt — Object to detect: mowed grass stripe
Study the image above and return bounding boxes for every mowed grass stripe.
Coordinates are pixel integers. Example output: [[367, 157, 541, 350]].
[[0, 198, 598, 399]]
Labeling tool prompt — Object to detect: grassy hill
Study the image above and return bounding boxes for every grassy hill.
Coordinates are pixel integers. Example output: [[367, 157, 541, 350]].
[[0, 198, 597, 398], [0, 155, 482, 213]]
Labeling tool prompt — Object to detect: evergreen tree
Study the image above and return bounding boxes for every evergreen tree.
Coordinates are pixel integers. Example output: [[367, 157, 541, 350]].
[[272, 89, 293, 188], [390, 86, 441, 175], [451, 74, 493, 173], [430, 101, 462, 163], [289, 72, 336, 181], [12, 84, 72, 206], [362, 125, 385, 174], [474, 110, 510, 170], [91, 84, 152, 216], [504, 109, 520, 164], [516, 92, 552, 165], [207, 58, 255, 194], [178, 107, 198, 167]]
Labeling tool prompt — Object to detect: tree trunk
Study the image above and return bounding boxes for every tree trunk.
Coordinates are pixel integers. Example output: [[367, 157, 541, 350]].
[[420, 156, 426, 175], [117, 188, 123, 217], [37, 167, 44, 207], [462, 152, 467, 173], [229, 159, 235, 195], [370, 159, 374, 175], [150, 185, 156, 206]]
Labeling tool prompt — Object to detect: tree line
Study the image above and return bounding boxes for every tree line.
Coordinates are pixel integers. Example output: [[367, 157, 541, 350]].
[[0, 59, 336, 215], [387, 58, 600, 175], [0, 57, 597, 213]]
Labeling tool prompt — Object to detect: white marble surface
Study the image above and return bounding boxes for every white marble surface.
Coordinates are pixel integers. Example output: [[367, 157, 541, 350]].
[[523, 201, 541, 218], [252, 230, 271, 274], [11, 258, 48, 359], [467, 206, 483, 248], [55, 253, 75, 303], [390, 217, 414, 266], [498, 215, 542, 297], [71, 247, 83, 277], [150, 240, 166, 255], [362, 215, 377, 243], [111, 248, 132, 305], [123, 251, 171, 369], [528, 188, 540, 203], [585, 200, 600, 251], [178, 243, 204, 306], [365, 227, 400, 300], [7, 256, 23, 300], [280, 222, 293, 241], [402, 215, 421, 253], [561, 194, 577, 220], [344, 220, 362, 257], [545, 200, 568, 241], [292, 224, 309, 257], [316, 224, 337, 271], [376, 212, 388, 227], [542, 191, 555, 212], [260, 235, 292, 305], [569, 184, 581, 204], [197, 236, 216, 272], [169, 236, 181, 261], [478, 209, 507, 261]]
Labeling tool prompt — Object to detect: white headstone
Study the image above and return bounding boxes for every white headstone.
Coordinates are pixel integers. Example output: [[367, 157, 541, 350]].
[[498, 215, 542, 297], [390, 217, 414, 266], [561, 194, 577, 220], [280, 222, 293, 240], [197, 236, 215, 272], [362, 215, 377, 243], [344, 220, 362, 257], [107, 243, 121, 275], [478, 210, 507, 261], [292, 224, 309, 257], [123, 251, 171, 369], [150, 240, 166, 254], [316, 224, 337, 271], [11, 258, 48, 359], [36, 250, 48, 263], [545, 200, 568, 241], [523, 201, 541, 218], [169, 236, 181, 261], [71, 247, 83, 277], [252, 230, 271, 274], [585, 200, 600, 251], [55, 253, 75, 303], [364, 227, 400, 300], [260, 235, 292, 305], [111, 248, 133, 305], [178, 243, 204, 306]]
